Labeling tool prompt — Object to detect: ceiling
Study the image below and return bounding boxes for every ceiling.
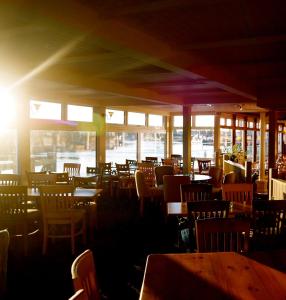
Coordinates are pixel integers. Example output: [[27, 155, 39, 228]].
[[1, 0, 286, 115]]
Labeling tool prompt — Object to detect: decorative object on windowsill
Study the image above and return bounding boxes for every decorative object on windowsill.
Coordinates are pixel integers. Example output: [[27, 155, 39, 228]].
[[227, 145, 247, 166], [276, 155, 286, 179]]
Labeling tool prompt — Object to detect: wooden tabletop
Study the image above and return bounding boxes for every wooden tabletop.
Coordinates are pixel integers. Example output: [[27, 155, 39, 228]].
[[140, 252, 286, 300], [167, 201, 252, 217], [175, 174, 212, 182]]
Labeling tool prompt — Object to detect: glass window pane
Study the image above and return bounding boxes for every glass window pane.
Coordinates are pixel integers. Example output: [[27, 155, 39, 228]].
[[141, 132, 166, 160], [173, 116, 183, 127], [191, 129, 214, 160], [30, 130, 96, 172], [247, 130, 254, 160], [149, 114, 163, 127], [30, 100, 61, 120], [226, 119, 232, 126], [106, 109, 124, 124], [128, 112, 145, 126], [220, 128, 232, 152], [106, 132, 137, 163], [67, 105, 93, 122], [0, 129, 17, 174], [195, 115, 214, 127], [235, 129, 244, 149], [248, 121, 254, 129], [172, 128, 183, 155], [220, 118, 225, 126]]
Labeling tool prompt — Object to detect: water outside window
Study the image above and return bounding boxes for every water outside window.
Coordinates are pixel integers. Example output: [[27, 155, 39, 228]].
[[30, 130, 96, 173], [141, 132, 166, 161], [106, 132, 137, 163]]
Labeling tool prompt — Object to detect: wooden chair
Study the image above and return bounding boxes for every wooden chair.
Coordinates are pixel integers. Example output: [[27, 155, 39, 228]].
[[98, 162, 117, 198], [208, 166, 223, 199], [163, 175, 190, 203], [197, 159, 211, 175], [51, 172, 69, 184], [0, 186, 39, 255], [115, 163, 135, 199], [222, 183, 253, 207], [0, 229, 9, 298], [154, 165, 174, 187], [86, 167, 100, 175], [137, 162, 156, 187], [180, 183, 213, 202], [39, 185, 86, 255], [161, 158, 181, 174], [145, 156, 158, 163], [63, 163, 81, 182], [223, 171, 236, 183], [71, 249, 100, 300], [195, 218, 250, 253], [252, 200, 286, 249], [0, 174, 20, 186], [73, 176, 101, 189], [126, 159, 137, 174], [135, 170, 163, 217], [27, 172, 57, 189], [69, 289, 88, 300]]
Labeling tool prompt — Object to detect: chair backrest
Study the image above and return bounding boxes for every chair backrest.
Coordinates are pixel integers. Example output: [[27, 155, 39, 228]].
[[86, 167, 100, 175], [208, 167, 223, 188], [0, 174, 20, 186], [188, 200, 230, 220], [51, 172, 69, 184], [73, 175, 101, 189], [195, 218, 250, 253], [27, 172, 57, 188], [126, 159, 137, 167], [223, 172, 236, 184], [0, 229, 9, 297], [145, 156, 158, 163], [98, 162, 112, 176], [155, 166, 174, 186], [171, 154, 182, 161], [222, 183, 253, 206], [63, 163, 81, 177], [252, 200, 286, 236], [180, 183, 213, 202], [137, 162, 155, 186], [197, 159, 211, 174], [71, 249, 100, 300], [69, 289, 88, 300], [135, 170, 151, 198], [39, 185, 75, 213], [116, 163, 130, 177], [163, 175, 190, 203]]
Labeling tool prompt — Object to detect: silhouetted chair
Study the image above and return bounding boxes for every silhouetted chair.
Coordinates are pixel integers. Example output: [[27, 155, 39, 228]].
[[0, 229, 9, 298], [39, 185, 86, 255], [137, 162, 156, 187], [155, 165, 174, 187], [115, 163, 135, 199], [223, 171, 236, 183], [197, 159, 211, 175], [86, 167, 100, 175], [51, 172, 69, 184], [71, 249, 101, 300], [180, 183, 213, 202], [163, 175, 190, 203], [63, 163, 81, 182], [27, 172, 56, 189], [135, 170, 163, 217], [208, 166, 223, 199], [0, 174, 20, 186], [195, 218, 250, 253], [69, 289, 88, 300], [222, 183, 253, 207]]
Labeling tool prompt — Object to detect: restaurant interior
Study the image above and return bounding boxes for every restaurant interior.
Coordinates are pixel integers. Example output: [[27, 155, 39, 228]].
[[1, 1, 286, 299]]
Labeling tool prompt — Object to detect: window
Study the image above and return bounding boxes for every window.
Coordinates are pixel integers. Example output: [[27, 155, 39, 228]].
[[173, 116, 183, 127], [235, 129, 244, 148], [172, 128, 183, 155], [195, 115, 214, 127], [30, 130, 96, 172], [67, 105, 93, 122], [128, 112, 145, 126], [106, 132, 137, 163], [226, 118, 232, 126], [220, 128, 232, 152], [0, 129, 17, 174], [191, 129, 214, 159], [149, 114, 163, 127], [106, 109, 124, 124], [30, 100, 61, 120], [220, 118, 225, 126], [247, 130, 254, 161], [141, 132, 166, 160]]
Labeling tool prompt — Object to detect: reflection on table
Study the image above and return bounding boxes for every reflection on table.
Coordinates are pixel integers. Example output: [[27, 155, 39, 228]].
[[140, 252, 286, 300]]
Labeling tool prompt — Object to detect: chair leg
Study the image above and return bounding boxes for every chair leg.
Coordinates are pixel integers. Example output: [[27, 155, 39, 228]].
[[42, 224, 48, 255]]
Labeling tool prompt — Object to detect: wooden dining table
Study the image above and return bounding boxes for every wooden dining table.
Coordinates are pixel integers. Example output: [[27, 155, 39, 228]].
[[140, 251, 286, 300]]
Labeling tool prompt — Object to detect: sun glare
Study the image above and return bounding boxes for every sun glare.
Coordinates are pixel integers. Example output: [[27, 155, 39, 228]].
[[0, 87, 16, 130]]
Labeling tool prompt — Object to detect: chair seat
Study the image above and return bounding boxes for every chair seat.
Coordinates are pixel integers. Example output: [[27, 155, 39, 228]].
[[46, 209, 86, 223]]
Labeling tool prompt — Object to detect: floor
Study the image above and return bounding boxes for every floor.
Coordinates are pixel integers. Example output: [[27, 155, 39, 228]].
[[5, 191, 178, 300]]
